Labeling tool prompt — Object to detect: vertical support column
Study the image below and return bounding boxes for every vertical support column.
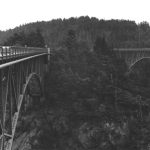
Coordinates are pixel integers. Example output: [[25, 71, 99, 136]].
[[39, 57, 42, 82], [45, 47, 50, 72], [36, 57, 40, 77], [48, 48, 50, 62], [0, 69, 4, 150], [8, 68, 12, 135]]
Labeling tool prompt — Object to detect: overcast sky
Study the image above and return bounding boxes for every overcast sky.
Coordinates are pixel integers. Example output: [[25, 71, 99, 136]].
[[0, 0, 149, 31]]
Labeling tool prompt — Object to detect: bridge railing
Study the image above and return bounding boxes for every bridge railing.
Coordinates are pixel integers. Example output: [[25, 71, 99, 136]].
[[0, 46, 47, 61]]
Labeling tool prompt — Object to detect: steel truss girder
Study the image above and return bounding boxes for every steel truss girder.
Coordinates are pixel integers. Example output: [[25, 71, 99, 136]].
[[0, 55, 46, 150], [120, 50, 150, 68]]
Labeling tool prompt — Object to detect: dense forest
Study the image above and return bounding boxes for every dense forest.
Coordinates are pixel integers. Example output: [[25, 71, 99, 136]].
[[2, 29, 45, 47], [40, 30, 150, 150], [1, 16, 150, 48], [3, 17, 150, 150]]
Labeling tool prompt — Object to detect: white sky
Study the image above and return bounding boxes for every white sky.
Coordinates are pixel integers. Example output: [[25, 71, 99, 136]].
[[0, 0, 149, 31]]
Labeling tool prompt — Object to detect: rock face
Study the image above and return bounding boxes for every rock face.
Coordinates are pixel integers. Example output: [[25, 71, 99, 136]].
[[12, 106, 134, 150]]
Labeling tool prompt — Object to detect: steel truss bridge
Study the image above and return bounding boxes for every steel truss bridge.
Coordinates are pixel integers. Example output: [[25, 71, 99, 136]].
[[0, 46, 49, 150], [115, 48, 150, 68], [0, 46, 149, 149]]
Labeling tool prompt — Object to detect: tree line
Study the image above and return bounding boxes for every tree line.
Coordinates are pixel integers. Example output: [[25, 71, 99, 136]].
[[1, 16, 150, 48], [2, 17, 150, 149], [2, 29, 45, 47]]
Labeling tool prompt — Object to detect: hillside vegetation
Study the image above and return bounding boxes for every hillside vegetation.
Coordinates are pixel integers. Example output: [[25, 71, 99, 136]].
[[1, 16, 150, 48], [41, 30, 150, 150], [3, 16, 150, 150]]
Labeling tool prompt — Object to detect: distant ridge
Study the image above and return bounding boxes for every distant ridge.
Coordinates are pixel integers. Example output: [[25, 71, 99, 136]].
[[0, 16, 149, 48]]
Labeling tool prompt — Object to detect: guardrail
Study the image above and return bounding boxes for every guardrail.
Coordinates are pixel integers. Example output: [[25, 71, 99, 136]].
[[0, 46, 47, 61]]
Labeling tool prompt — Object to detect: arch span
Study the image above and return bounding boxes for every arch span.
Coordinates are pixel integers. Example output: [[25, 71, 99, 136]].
[[5, 72, 43, 150], [0, 55, 46, 150], [118, 49, 150, 68], [129, 57, 150, 68], [0, 46, 48, 150]]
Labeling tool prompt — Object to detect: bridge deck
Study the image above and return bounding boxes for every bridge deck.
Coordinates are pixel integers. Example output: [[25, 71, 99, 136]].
[[114, 48, 150, 51], [0, 53, 47, 69], [0, 46, 47, 64]]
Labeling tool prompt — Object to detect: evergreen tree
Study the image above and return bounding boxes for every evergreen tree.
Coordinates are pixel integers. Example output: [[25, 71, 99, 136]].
[[65, 29, 77, 61], [34, 29, 45, 47], [93, 36, 109, 56]]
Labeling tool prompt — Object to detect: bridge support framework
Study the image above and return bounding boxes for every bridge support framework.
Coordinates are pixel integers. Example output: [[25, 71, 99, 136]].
[[115, 48, 150, 68], [0, 54, 47, 150]]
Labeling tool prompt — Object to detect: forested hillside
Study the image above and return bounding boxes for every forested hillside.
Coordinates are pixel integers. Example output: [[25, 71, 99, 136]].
[[4, 16, 150, 150], [11, 29, 150, 150], [42, 30, 150, 150], [1, 16, 150, 48]]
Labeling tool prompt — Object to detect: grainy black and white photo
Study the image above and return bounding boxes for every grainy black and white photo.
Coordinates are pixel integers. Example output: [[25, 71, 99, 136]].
[[0, 0, 150, 150]]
